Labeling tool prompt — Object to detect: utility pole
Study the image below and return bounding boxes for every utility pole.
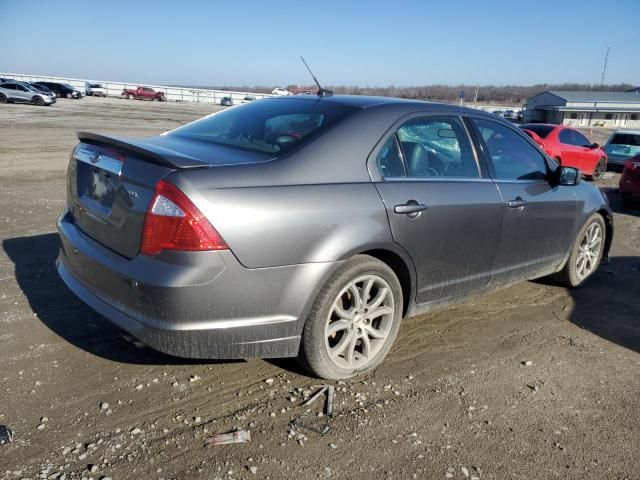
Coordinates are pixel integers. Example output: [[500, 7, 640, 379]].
[[473, 86, 479, 107], [600, 46, 610, 85]]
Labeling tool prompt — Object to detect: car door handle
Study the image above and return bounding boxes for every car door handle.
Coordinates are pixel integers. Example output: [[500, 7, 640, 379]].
[[507, 198, 527, 209], [394, 202, 428, 215]]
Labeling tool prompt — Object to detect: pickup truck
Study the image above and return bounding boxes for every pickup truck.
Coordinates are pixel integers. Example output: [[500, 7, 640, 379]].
[[122, 86, 165, 101]]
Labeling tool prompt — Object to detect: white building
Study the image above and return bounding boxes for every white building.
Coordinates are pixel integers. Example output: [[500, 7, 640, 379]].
[[524, 91, 640, 129]]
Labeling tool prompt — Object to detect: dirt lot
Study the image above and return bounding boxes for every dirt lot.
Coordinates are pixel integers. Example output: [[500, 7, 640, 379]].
[[1, 97, 639, 480]]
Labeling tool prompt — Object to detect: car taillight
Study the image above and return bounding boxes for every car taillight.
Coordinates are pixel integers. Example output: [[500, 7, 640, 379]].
[[140, 180, 228, 255], [624, 159, 640, 170]]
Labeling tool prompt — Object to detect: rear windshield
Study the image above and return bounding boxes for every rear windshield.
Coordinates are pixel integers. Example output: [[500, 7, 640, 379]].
[[609, 133, 640, 146], [520, 124, 554, 138], [170, 98, 358, 154]]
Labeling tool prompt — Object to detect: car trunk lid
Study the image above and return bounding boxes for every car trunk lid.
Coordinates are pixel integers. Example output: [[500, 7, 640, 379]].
[[67, 133, 215, 259]]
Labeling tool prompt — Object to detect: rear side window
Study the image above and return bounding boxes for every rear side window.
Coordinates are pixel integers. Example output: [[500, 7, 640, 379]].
[[171, 98, 358, 155], [520, 124, 554, 138], [473, 118, 548, 181], [558, 129, 573, 144], [394, 116, 479, 178], [376, 136, 405, 177]]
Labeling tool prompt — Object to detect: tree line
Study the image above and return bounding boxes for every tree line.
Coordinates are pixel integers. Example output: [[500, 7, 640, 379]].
[[203, 83, 635, 105]]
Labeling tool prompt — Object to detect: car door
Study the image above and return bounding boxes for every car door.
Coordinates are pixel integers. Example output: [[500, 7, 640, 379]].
[[468, 117, 578, 284], [571, 130, 600, 171], [557, 128, 582, 167], [371, 114, 504, 305], [15, 84, 31, 102]]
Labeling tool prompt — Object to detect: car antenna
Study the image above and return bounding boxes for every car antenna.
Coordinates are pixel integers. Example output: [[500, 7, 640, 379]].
[[300, 56, 333, 97]]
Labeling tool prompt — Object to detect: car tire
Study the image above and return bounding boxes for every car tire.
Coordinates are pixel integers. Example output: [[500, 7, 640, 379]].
[[0, 93, 6, 104], [299, 255, 403, 379], [589, 158, 607, 181], [32, 96, 44, 106], [127, 94, 134, 100], [552, 214, 606, 288]]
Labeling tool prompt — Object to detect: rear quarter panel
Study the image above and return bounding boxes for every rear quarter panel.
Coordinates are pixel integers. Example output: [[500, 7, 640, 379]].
[[171, 181, 394, 268]]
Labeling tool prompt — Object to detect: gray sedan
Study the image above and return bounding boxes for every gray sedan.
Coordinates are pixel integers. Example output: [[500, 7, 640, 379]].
[[56, 95, 612, 379]]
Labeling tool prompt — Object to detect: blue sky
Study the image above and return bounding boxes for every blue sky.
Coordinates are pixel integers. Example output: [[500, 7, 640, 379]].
[[1, 0, 638, 87]]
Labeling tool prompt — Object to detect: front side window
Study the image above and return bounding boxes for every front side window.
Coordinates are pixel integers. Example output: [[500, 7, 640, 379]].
[[395, 116, 478, 178], [571, 130, 591, 147], [472, 118, 548, 181]]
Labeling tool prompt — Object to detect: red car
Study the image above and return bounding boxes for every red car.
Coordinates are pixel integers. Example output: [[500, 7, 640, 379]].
[[122, 86, 165, 101], [619, 154, 640, 208], [520, 124, 608, 181]]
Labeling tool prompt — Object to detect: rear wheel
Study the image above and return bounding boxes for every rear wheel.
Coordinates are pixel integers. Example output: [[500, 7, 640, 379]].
[[32, 96, 44, 106], [0, 93, 6, 104], [552, 214, 605, 287], [589, 158, 607, 181], [299, 255, 403, 379]]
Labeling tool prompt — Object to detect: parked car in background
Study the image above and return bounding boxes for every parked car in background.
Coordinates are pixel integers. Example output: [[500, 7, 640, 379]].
[[36, 82, 83, 99], [56, 95, 612, 380], [86, 83, 107, 97], [272, 87, 292, 96], [122, 86, 165, 101], [242, 95, 256, 103], [619, 153, 640, 208], [27, 82, 57, 97], [0, 81, 56, 106], [220, 96, 233, 106], [520, 123, 608, 180], [603, 130, 640, 168]]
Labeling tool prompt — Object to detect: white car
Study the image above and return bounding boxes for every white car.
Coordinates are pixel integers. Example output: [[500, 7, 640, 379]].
[[86, 83, 107, 97], [272, 87, 292, 96], [0, 81, 56, 106]]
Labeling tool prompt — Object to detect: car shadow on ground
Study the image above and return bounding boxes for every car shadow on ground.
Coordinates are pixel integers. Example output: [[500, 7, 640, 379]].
[[2, 233, 242, 366], [565, 256, 640, 354]]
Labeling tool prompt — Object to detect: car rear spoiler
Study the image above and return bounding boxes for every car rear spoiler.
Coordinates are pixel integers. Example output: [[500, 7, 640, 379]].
[[77, 131, 209, 169]]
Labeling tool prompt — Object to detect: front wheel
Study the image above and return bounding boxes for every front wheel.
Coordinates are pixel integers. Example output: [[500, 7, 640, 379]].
[[32, 96, 44, 106], [127, 94, 134, 100], [589, 158, 607, 181], [0, 93, 6, 104], [552, 214, 606, 287], [299, 255, 403, 379]]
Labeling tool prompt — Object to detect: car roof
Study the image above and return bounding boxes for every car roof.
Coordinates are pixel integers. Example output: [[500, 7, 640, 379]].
[[266, 94, 494, 116], [610, 129, 640, 136]]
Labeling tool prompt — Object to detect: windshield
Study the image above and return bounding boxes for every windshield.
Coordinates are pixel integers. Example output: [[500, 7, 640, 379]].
[[520, 124, 554, 138], [91, 84, 103, 88], [169, 98, 358, 155], [609, 133, 640, 146], [21, 83, 37, 92]]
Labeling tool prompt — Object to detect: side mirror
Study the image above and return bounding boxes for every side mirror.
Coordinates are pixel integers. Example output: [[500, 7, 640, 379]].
[[555, 166, 581, 186], [589, 143, 599, 149]]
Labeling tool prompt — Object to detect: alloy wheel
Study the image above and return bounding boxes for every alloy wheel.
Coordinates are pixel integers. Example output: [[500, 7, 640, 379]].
[[576, 222, 603, 280], [324, 274, 395, 369]]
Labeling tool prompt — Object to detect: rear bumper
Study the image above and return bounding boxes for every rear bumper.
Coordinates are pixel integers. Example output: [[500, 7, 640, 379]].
[[57, 212, 338, 359]]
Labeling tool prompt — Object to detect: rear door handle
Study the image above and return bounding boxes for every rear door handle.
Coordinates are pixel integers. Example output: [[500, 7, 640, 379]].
[[507, 198, 527, 209], [394, 202, 428, 216]]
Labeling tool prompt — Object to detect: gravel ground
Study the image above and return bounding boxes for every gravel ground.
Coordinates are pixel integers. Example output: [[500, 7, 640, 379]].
[[0, 97, 638, 480]]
